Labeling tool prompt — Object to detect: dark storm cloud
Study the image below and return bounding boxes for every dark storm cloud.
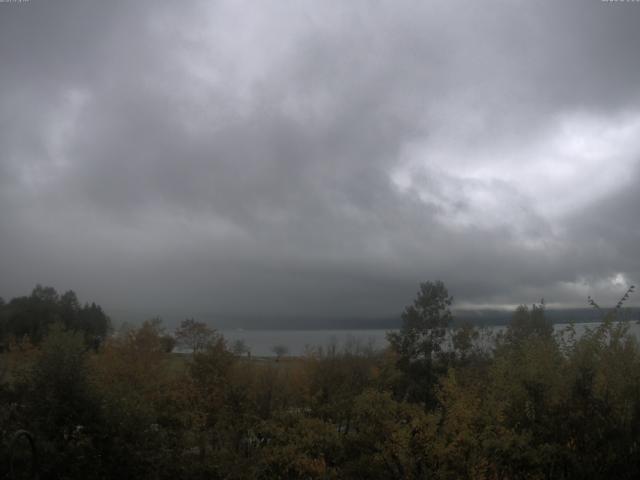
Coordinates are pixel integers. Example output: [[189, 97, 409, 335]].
[[2, 0, 640, 322]]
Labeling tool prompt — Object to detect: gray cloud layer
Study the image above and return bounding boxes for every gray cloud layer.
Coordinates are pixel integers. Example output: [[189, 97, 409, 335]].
[[1, 0, 640, 323]]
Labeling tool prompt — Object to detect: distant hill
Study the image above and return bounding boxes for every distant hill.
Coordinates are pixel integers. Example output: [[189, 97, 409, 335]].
[[106, 307, 640, 331], [197, 307, 640, 331], [451, 308, 633, 327]]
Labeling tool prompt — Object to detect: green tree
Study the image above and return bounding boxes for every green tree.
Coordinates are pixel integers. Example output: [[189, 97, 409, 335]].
[[24, 324, 103, 478], [257, 411, 341, 480], [387, 280, 453, 406], [90, 318, 181, 479], [175, 318, 216, 353], [505, 301, 552, 346], [183, 334, 235, 467], [342, 390, 432, 479], [0, 286, 110, 346], [77, 301, 111, 343]]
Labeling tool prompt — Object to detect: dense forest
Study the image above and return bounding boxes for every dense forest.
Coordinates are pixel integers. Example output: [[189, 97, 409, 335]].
[[1, 282, 640, 479]]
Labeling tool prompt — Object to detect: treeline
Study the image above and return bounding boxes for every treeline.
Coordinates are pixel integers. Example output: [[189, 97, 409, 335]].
[[1, 282, 640, 479], [0, 285, 110, 347]]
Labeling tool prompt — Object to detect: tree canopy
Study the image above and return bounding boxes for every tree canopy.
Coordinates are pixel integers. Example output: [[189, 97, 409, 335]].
[[0, 285, 110, 347], [2, 282, 640, 479], [387, 280, 454, 405]]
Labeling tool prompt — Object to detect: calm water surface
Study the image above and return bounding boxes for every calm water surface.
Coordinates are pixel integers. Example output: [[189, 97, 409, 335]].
[[221, 321, 640, 357]]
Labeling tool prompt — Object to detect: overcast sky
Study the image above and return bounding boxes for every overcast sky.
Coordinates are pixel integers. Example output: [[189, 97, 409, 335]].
[[1, 0, 640, 324]]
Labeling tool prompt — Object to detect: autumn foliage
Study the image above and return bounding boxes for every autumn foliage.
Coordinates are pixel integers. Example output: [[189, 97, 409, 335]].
[[2, 283, 640, 479]]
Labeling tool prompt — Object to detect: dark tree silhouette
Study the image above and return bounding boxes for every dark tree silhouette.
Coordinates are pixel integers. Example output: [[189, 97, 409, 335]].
[[387, 280, 453, 405]]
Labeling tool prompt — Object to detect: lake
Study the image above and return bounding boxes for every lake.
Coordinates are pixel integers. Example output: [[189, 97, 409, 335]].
[[220, 321, 640, 357]]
